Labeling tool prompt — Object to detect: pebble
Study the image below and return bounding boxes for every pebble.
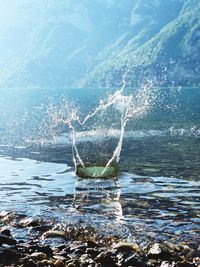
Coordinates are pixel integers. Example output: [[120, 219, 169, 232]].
[[43, 230, 67, 240], [54, 259, 65, 267], [0, 227, 11, 236], [96, 251, 118, 267], [0, 212, 199, 267], [29, 245, 53, 257], [148, 243, 172, 260], [125, 254, 146, 267], [66, 263, 76, 267], [148, 243, 162, 255], [87, 240, 99, 248], [0, 234, 17, 245], [37, 260, 55, 267], [53, 255, 68, 261], [19, 218, 42, 227], [20, 259, 37, 267], [0, 247, 19, 262], [86, 248, 101, 257], [114, 242, 141, 254], [30, 252, 47, 260], [160, 261, 175, 267], [0, 211, 16, 222], [193, 257, 200, 265]]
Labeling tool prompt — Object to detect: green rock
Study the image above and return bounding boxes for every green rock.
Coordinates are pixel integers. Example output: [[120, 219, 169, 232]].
[[76, 163, 120, 178]]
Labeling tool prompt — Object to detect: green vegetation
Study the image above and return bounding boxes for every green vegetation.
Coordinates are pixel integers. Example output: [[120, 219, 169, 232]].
[[79, 0, 200, 88], [1, 0, 200, 88]]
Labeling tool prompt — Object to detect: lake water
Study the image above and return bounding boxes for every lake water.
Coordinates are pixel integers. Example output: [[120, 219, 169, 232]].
[[0, 88, 199, 244]]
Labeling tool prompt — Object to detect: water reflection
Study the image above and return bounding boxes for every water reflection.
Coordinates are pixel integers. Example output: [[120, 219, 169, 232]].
[[73, 177, 123, 223], [0, 137, 199, 243]]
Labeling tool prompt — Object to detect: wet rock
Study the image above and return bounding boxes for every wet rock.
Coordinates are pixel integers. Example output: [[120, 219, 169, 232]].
[[86, 248, 101, 258], [53, 255, 68, 261], [160, 261, 175, 267], [86, 240, 99, 248], [54, 259, 65, 267], [19, 217, 42, 227], [73, 248, 85, 255], [0, 211, 10, 218], [56, 249, 72, 259], [148, 243, 173, 260], [30, 251, 47, 261], [147, 259, 159, 266], [96, 251, 118, 267], [65, 258, 77, 266], [0, 211, 16, 223], [20, 259, 37, 267], [32, 225, 52, 232], [0, 227, 11, 236], [37, 260, 55, 267], [28, 245, 53, 257], [114, 242, 141, 254], [66, 263, 77, 267], [52, 244, 67, 252], [176, 261, 195, 267], [0, 247, 19, 263], [0, 234, 17, 245], [124, 254, 146, 267], [193, 257, 200, 265], [43, 230, 67, 240], [79, 253, 93, 263], [148, 243, 162, 255], [69, 242, 87, 253]]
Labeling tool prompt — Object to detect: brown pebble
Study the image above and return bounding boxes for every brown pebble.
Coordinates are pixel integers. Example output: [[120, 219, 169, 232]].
[[54, 259, 65, 267]]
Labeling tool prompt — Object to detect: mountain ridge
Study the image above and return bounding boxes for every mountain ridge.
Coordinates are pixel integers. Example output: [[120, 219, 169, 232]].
[[79, 0, 200, 88], [0, 0, 199, 88]]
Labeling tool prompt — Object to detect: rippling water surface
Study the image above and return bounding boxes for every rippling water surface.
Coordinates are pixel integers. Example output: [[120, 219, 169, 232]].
[[0, 88, 199, 243], [0, 134, 199, 243]]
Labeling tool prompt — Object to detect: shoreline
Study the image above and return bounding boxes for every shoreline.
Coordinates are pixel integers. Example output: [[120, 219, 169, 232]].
[[0, 211, 199, 267]]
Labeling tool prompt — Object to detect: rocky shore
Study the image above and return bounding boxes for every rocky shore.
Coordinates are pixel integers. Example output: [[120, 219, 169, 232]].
[[0, 211, 199, 267]]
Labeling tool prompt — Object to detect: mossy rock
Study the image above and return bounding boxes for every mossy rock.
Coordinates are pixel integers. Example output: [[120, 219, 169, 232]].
[[76, 163, 120, 178]]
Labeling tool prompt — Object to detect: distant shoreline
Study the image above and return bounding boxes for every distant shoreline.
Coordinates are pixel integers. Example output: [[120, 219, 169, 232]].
[[0, 86, 200, 90]]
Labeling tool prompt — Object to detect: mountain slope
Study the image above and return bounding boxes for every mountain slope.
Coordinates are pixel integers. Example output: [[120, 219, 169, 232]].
[[0, 0, 133, 88], [0, 0, 199, 88], [79, 0, 200, 88]]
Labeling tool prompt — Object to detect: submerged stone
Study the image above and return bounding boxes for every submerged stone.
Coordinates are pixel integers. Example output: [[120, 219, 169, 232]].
[[0, 234, 17, 246], [76, 163, 120, 178], [43, 230, 67, 240], [19, 218, 42, 227]]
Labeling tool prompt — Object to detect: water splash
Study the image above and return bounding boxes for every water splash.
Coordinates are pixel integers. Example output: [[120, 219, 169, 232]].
[[1, 80, 190, 176], [64, 81, 158, 176]]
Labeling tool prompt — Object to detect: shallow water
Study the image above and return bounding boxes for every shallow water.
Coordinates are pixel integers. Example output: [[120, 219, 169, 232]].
[[0, 133, 199, 244]]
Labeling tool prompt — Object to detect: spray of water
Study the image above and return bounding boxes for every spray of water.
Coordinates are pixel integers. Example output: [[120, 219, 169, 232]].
[[64, 80, 158, 175]]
